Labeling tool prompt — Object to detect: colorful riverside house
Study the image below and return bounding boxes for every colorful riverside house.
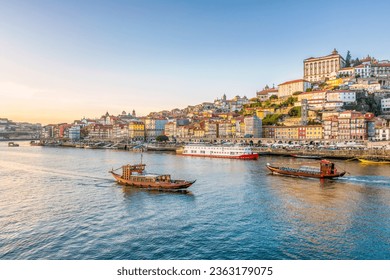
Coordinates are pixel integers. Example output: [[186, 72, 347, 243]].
[[272, 125, 323, 141], [128, 120, 145, 141], [87, 124, 113, 139], [323, 111, 371, 141]]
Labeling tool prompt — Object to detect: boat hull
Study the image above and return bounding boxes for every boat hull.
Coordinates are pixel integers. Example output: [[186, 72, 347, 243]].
[[110, 172, 195, 190], [358, 158, 390, 164], [266, 164, 346, 179], [291, 154, 321, 159]]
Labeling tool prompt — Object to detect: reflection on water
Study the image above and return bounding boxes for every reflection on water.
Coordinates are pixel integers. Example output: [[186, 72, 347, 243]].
[[0, 142, 389, 260]]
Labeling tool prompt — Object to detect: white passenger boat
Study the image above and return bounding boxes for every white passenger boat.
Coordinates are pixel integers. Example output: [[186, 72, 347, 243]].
[[178, 144, 259, 160]]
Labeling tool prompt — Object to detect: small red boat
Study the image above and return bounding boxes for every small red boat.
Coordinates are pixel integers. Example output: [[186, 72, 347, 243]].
[[109, 163, 195, 190], [266, 159, 346, 179]]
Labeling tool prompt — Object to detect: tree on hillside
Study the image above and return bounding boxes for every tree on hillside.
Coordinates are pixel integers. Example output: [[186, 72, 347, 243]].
[[288, 106, 301, 117], [351, 57, 361, 67], [345, 50, 352, 67]]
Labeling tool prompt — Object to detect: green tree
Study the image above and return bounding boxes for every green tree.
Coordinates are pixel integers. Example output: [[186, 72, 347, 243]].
[[288, 106, 301, 117], [262, 114, 282, 125], [345, 50, 351, 67]]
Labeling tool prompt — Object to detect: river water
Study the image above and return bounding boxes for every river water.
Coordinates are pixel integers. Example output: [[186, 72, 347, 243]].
[[0, 141, 389, 260]]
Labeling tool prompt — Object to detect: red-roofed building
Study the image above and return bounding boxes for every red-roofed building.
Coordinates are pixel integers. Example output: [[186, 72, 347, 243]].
[[278, 79, 311, 98], [256, 87, 278, 101]]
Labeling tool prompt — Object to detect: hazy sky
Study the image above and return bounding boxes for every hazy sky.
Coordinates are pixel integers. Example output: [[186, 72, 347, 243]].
[[1, 0, 390, 124]]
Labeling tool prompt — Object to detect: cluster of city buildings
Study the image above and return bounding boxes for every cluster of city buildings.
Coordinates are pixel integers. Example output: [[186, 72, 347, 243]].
[[0, 118, 41, 140], [4, 49, 390, 143]]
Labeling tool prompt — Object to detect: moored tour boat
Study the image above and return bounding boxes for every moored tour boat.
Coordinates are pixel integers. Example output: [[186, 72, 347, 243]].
[[266, 159, 346, 179], [109, 163, 196, 190], [291, 154, 322, 159], [178, 144, 259, 160], [8, 142, 19, 147]]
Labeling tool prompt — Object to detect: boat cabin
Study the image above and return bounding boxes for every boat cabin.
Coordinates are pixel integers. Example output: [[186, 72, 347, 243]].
[[320, 160, 337, 175], [121, 164, 172, 183]]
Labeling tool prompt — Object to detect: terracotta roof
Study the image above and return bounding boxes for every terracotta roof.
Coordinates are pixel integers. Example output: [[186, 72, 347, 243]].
[[373, 63, 390, 67], [257, 88, 278, 95], [278, 79, 310, 86]]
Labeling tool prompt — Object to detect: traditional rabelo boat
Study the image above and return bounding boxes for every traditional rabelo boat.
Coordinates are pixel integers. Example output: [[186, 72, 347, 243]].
[[109, 163, 196, 190], [358, 158, 390, 164], [266, 159, 346, 179]]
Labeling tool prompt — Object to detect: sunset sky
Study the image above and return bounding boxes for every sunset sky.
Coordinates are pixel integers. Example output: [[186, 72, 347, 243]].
[[1, 0, 390, 124]]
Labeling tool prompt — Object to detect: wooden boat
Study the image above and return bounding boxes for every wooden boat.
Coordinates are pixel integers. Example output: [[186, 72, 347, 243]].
[[266, 159, 346, 179], [8, 142, 19, 147], [109, 163, 196, 190], [291, 154, 322, 159], [358, 158, 390, 164], [30, 140, 43, 146]]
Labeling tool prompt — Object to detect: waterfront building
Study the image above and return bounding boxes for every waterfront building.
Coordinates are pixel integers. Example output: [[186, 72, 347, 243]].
[[128, 121, 145, 141], [112, 123, 129, 140], [68, 125, 81, 141], [164, 121, 176, 138], [244, 115, 262, 138], [262, 125, 276, 139], [144, 118, 168, 140], [327, 111, 368, 141], [87, 124, 113, 139], [278, 79, 311, 98], [42, 125, 56, 139], [323, 116, 339, 140], [304, 49, 345, 82], [176, 125, 190, 138], [218, 121, 233, 138], [273, 125, 323, 140], [193, 126, 205, 138], [204, 121, 218, 138], [375, 127, 390, 141]]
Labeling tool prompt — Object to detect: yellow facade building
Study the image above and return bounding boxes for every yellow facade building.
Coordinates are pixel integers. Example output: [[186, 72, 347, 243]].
[[128, 121, 145, 140]]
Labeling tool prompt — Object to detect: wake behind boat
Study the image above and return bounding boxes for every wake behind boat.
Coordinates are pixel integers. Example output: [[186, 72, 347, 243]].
[[266, 159, 346, 179], [109, 163, 195, 190]]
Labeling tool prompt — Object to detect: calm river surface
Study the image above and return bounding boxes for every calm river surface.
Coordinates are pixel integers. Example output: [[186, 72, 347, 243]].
[[1, 141, 389, 260]]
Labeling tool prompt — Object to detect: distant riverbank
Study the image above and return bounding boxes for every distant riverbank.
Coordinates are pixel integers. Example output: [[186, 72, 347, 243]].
[[25, 139, 390, 161]]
